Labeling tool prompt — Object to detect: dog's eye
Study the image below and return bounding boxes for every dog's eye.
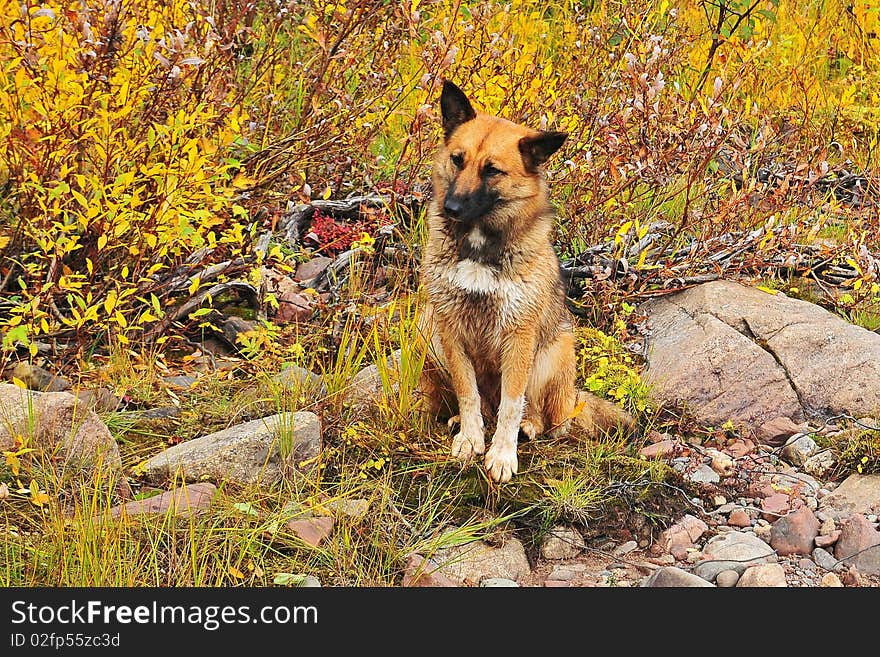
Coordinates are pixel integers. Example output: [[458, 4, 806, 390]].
[[483, 164, 505, 177], [450, 153, 465, 169]]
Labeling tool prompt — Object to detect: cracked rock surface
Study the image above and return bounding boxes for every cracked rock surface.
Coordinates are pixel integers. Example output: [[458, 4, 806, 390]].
[[642, 280, 880, 432]]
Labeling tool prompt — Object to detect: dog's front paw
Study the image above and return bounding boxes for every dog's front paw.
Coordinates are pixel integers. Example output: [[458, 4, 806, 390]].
[[484, 441, 518, 483], [451, 430, 485, 462]]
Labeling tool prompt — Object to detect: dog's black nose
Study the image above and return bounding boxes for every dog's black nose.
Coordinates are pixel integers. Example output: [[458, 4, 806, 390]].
[[443, 196, 463, 219]]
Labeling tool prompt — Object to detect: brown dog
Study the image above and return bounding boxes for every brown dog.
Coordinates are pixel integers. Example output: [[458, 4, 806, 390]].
[[418, 80, 632, 482]]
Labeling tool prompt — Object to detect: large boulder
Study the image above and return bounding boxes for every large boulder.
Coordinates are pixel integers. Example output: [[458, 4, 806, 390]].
[[0, 383, 124, 482], [141, 412, 321, 487], [642, 281, 880, 431]]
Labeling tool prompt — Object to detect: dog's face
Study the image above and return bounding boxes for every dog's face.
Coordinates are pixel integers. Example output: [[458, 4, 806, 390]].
[[433, 80, 567, 232]]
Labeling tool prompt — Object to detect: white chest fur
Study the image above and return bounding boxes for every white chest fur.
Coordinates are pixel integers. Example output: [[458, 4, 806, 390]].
[[444, 259, 527, 320]]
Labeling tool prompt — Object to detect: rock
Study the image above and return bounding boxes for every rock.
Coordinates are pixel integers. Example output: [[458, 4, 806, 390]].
[[342, 350, 402, 412], [299, 576, 322, 587], [770, 506, 819, 556], [401, 554, 458, 587], [771, 470, 820, 496], [726, 439, 756, 458], [11, 362, 70, 392], [642, 280, 880, 430], [638, 439, 678, 459], [103, 483, 216, 519], [324, 498, 369, 519], [754, 520, 773, 542], [272, 366, 327, 398], [287, 516, 335, 547], [706, 449, 734, 477], [781, 434, 817, 467], [659, 515, 708, 561], [756, 417, 810, 447], [834, 515, 880, 575], [713, 495, 728, 507], [804, 450, 836, 477], [540, 525, 584, 560], [275, 291, 314, 323], [138, 406, 182, 420], [715, 570, 740, 587], [694, 531, 776, 581], [0, 383, 125, 486], [820, 573, 844, 587], [142, 412, 321, 486], [480, 578, 519, 587], [432, 537, 531, 585], [728, 509, 752, 528], [548, 566, 579, 581], [841, 566, 863, 586], [163, 374, 198, 390], [736, 563, 787, 587], [687, 463, 720, 484], [74, 388, 120, 413], [819, 517, 836, 535], [815, 531, 841, 548], [0, 482, 9, 500], [613, 540, 639, 557], [812, 547, 843, 573], [295, 256, 333, 283], [544, 580, 570, 587], [819, 474, 880, 518], [640, 567, 715, 587], [761, 493, 791, 521]]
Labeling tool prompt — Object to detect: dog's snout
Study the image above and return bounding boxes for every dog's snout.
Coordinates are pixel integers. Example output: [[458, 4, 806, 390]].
[[443, 196, 463, 219]]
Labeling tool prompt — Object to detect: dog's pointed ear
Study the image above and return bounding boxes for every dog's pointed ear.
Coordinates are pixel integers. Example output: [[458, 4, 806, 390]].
[[440, 80, 476, 139], [518, 131, 568, 173]]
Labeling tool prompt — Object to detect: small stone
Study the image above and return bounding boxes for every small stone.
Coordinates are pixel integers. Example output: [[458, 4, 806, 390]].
[[612, 540, 639, 557], [728, 509, 752, 528], [641, 567, 714, 587], [275, 291, 314, 323], [815, 531, 841, 548], [834, 514, 880, 575], [401, 554, 457, 587], [295, 256, 334, 283], [655, 554, 676, 565], [480, 578, 519, 587], [287, 516, 335, 547], [798, 558, 816, 573], [272, 366, 327, 397], [540, 525, 584, 560], [812, 547, 843, 573], [639, 439, 678, 459], [163, 374, 198, 390], [694, 531, 776, 581], [770, 506, 819, 556], [138, 406, 181, 420], [324, 498, 369, 519], [725, 439, 756, 459], [299, 576, 321, 587], [102, 483, 216, 520], [755, 416, 809, 446], [820, 517, 836, 535], [761, 493, 791, 521], [781, 434, 818, 467], [548, 566, 577, 581], [687, 463, 720, 484], [715, 570, 740, 587], [658, 515, 708, 561], [804, 450, 836, 477], [0, 482, 8, 500], [737, 563, 787, 587], [841, 566, 863, 587], [11, 362, 70, 392], [706, 449, 734, 477], [543, 580, 571, 587], [713, 495, 728, 507], [820, 573, 843, 587]]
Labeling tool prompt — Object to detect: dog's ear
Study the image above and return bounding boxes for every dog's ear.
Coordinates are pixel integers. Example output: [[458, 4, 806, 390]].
[[518, 131, 568, 173], [440, 80, 476, 140]]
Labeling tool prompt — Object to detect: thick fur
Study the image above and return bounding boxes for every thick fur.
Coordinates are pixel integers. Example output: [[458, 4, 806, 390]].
[[418, 81, 633, 483]]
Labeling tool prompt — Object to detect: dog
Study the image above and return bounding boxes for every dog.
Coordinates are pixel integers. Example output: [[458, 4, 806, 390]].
[[417, 80, 633, 483]]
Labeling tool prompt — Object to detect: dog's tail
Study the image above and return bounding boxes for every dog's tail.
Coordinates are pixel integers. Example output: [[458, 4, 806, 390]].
[[573, 389, 636, 439]]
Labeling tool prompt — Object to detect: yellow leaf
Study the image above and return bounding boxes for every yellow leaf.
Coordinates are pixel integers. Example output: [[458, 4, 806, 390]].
[[756, 286, 779, 296], [97, 234, 108, 250], [228, 566, 245, 580], [189, 277, 201, 295], [322, 186, 332, 200], [11, 377, 27, 390]]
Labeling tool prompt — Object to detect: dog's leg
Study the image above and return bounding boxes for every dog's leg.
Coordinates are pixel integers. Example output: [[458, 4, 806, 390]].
[[534, 331, 578, 438], [438, 331, 485, 461], [484, 329, 536, 482]]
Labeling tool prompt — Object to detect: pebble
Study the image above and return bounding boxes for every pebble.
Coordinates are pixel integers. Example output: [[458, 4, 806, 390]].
[[612, 540, 638, 557], [812, 547, 842, 573], [820, 573, 843, 587], [299, 576, 321, 587], [480, 578, 519, 587], [715, 570, 740, 587], [688, 464, 721, 484]]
